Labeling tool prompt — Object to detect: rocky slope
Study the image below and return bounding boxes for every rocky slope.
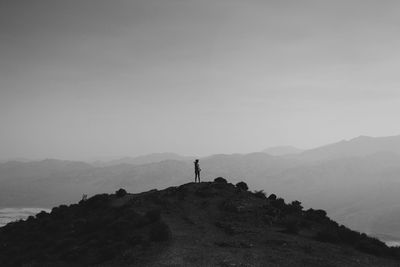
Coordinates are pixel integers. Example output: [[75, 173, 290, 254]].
[[0, 179, 399, 266]]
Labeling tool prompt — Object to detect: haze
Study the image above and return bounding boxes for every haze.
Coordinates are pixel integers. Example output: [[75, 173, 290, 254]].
[[2, 0, 400, 161]]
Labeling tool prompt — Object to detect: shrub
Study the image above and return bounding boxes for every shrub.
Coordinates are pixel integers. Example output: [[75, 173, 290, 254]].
[[286, 200, 303, 213], [214, 177, 227, 183], [148, 221, 171, 242], [51, 205, 69, 220], [84, 194, 110, 208], [305, 209, 328, 222], [235, 181, 248, 191], [115, 188, 127, 198], [36, 211, 49, 220], [314, 209, 327, 217], [253, 190, 267, 199], [337, 225, 362, 245], [26, 216, 35, 222]]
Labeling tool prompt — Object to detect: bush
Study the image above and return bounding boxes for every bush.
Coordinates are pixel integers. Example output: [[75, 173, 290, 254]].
[[84, 194, 110, 208], [36, 211, 49, 220], [115, 188, 127, 198], [26, 216, 35, 222], [214, 177, 227, 183], [304, 209, 328, 222], [51, 205, 69, 220], [253, 190, 267, 199], [268, 194, 277, 200], [337, 225, 362, 245], [236, 181, 248, 191], [148, 221, 171, 242], [286, 200, 303, 213]]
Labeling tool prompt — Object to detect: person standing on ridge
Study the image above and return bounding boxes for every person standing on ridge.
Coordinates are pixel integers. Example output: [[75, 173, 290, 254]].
[[194, 159, 201, 183]]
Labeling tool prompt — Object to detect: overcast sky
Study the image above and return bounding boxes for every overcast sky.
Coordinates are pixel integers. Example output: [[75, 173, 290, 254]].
[[1, 0, 400, 160]]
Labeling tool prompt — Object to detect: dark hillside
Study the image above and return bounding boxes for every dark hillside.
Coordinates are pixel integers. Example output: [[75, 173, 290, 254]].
[[1, 179, 399, 266]]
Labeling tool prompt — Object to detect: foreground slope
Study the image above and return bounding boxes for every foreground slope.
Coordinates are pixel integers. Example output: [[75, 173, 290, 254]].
[[1, 179, 400, 266]]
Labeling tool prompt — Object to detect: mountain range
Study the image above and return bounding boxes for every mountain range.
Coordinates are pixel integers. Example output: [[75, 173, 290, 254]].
[[2, 134, 400, 245], [262, 146, 304, 156]]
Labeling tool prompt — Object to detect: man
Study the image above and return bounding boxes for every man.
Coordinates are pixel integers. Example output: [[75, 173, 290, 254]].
[[194, 159, 201, 183]]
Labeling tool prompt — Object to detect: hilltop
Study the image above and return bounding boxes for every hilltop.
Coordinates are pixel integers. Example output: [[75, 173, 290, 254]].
[[1, 178, 399, 266]]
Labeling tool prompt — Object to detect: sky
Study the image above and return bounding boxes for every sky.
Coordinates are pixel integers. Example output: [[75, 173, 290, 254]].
[[1, 0, 400, 160]]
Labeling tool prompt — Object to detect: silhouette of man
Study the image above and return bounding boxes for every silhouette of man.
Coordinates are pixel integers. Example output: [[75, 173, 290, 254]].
[[194, 159, 201, 183]]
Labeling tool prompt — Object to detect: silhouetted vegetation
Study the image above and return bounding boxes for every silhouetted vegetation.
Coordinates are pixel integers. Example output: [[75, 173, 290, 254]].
[[286, 200, 303, 214], [214, 177, 227, 184], [1, 178, 400, 266], [235, 181, 248, 191], [271, 197, 285, 209], [115, 188, 127, 198], [304, 208, 328, 222], [0, 192, 171, 266], [253, 190, 267, 199], [215, 180, 400, 260]]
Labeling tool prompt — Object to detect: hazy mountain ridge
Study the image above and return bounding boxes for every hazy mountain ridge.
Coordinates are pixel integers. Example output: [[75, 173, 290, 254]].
[[91, 153, 195, 167], [2, 135, 400, 244], [299, 135, 400, 161], [262, 146, 304, 156]]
